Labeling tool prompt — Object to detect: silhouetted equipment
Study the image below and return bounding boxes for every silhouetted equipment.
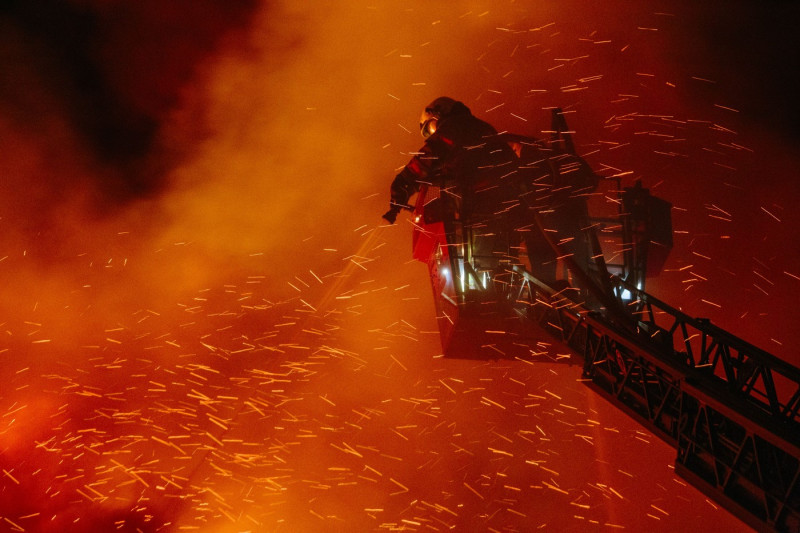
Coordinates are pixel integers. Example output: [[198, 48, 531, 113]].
[[407, 111, 800, 532], [622, 180, 673, 281]]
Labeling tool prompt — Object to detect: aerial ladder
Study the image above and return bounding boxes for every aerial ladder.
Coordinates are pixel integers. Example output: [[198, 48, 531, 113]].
[[406, 110, 800, 532]]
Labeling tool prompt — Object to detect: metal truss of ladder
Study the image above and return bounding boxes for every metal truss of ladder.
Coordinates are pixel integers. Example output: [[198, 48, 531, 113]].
[[506, 265, 800, 533]]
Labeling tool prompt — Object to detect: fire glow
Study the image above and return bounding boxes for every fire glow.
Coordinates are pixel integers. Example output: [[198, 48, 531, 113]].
[[1, 1, 798, 531]]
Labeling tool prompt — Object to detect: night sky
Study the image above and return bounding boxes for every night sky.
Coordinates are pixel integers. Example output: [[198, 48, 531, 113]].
[[0, 1, 798, 531]]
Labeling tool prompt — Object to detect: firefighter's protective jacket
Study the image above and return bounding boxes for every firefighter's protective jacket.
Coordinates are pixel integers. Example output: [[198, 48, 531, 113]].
[[389, 109, 518, 220]]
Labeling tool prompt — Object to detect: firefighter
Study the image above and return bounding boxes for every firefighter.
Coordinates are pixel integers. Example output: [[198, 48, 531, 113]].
[[382, 97, 601, 298], [382, 96, 516, 226], [382, 97, 518, 274]]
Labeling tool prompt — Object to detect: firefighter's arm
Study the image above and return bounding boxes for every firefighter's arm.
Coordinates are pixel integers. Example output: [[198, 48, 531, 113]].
[[382, 168, 417, 223], [382, 141, 441, 224]]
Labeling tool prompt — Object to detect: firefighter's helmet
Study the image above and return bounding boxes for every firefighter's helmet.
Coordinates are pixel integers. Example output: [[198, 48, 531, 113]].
[[419, 96, 465, 138]]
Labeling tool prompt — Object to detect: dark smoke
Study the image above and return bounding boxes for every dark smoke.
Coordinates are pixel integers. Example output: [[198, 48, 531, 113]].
[[0, 0, 260, 204], [671, 0, 800, 140]]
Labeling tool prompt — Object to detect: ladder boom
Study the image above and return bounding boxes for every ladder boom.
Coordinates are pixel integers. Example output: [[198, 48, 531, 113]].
[[510, 266, 800, 532]]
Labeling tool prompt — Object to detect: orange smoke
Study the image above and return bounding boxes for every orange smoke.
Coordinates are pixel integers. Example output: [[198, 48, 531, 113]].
[[0, 1, 798, 531]]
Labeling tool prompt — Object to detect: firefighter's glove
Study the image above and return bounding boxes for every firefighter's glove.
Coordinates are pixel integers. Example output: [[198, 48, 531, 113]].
[[382, 207, 400, 224]]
